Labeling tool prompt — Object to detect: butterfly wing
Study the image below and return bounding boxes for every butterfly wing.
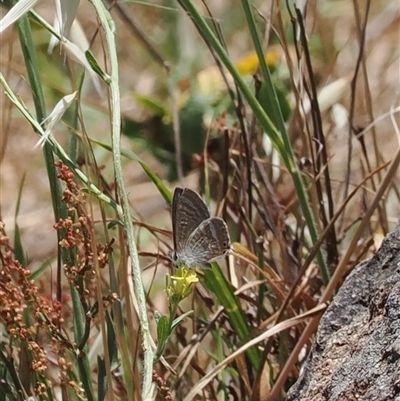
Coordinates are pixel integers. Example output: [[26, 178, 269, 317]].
[[177, 217, 231, 267], [172, 187, 211, 254]]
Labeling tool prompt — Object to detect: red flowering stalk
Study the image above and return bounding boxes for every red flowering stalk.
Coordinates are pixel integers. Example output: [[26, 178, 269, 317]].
[[53, 162, 111, 295], [0, 222, 72, 395]]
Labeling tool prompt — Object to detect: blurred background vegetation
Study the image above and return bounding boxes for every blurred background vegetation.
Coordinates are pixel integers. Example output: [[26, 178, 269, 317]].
[[0, 0, 399, 400]]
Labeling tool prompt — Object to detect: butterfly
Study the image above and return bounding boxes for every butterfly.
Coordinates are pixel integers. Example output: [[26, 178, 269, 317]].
[[171, 187, 231, 267]]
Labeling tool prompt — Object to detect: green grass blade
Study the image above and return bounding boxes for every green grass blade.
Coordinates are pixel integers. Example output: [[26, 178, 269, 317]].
[[240, 0, 287, 136], [177, 0, 330, 284], [70, 287, 95, 401], [202, 263, 261, 369], [13, 174, 27, 267]]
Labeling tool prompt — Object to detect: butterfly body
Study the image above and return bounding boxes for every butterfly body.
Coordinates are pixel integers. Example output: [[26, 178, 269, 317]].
[[172, 187, 231, 267]]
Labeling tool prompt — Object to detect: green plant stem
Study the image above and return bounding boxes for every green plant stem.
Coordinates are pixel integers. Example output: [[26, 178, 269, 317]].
[[89, 1, 154, 399]]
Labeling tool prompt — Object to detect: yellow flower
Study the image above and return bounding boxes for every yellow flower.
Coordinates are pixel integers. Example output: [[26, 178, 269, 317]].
[[177, 50, 279, 105], [166, 267, 199, 303], [235, 51, 278, 75]]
